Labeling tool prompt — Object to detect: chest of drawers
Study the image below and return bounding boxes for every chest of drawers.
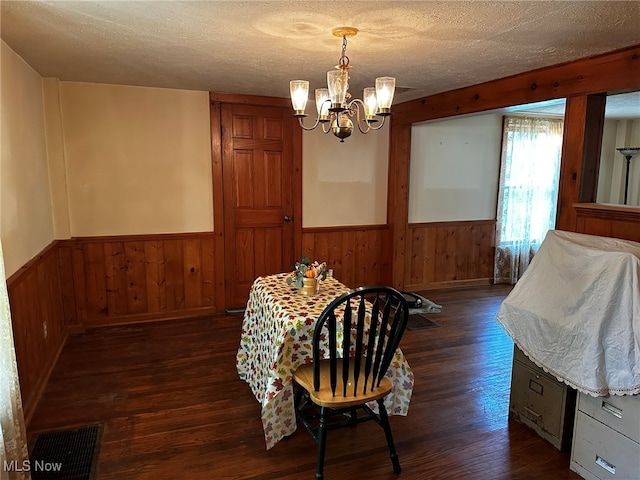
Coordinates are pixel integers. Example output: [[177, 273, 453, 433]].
[[509, 346, 576, 451], [570, 392, 640, 479]]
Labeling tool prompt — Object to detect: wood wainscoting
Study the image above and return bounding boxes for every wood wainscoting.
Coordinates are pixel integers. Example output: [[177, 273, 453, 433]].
[[574, 203, 640, 242], [7, 242, 67, 424], [8, 232, 220, 424], [301, 225, 392, 288], [405, 220, 496, 290], [58, 232, 219, 327]]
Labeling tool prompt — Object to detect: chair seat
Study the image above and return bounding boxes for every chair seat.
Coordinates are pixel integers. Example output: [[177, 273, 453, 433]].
[[293, 360, 393, 408]]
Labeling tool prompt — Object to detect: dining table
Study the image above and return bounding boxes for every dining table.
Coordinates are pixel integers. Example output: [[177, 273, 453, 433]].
[[235, 272, 414, 450]]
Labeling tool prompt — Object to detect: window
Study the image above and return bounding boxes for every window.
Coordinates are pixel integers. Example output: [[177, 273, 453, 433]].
[[494, 116, 564, 284]]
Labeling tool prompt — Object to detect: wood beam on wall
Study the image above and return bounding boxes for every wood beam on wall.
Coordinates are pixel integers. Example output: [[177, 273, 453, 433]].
[[209, 92, 291, 108], [210, 101, 226, 311], [579, 94, 607, 203], [292, 116, 303, 257], [556, 95, 608, 231], [388, 124, 411, 290], [392, 45, 640, 126]]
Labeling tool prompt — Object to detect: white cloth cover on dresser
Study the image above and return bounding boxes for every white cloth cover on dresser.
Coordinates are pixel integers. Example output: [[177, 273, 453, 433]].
[[496, 230, 640, 396]]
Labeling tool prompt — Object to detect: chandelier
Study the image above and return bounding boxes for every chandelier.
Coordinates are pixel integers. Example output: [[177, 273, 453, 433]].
[[289, 27, 396, 142]]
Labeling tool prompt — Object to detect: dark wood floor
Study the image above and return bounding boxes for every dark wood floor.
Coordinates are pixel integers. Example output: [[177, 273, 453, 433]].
[[28, 285, 582, 479]]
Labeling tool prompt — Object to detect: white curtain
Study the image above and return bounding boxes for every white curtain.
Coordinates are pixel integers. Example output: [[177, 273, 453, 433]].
[[0, 240, 30, 480], [494, 116, 564, 284]]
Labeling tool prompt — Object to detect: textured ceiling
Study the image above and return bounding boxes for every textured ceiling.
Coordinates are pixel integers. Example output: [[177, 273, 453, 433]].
[[2, 1, 640, 106]]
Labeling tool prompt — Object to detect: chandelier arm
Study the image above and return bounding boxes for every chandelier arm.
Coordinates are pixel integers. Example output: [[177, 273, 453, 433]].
[[296, 115, 322, 131], [349, 99, 377, 134], [354, 102, 371, 135], [368, 115, 387, 131], [322, 121, 332, 134]]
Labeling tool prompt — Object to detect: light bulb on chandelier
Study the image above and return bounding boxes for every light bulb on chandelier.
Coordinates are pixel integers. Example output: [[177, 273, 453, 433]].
[[289, 27, 396, 142]]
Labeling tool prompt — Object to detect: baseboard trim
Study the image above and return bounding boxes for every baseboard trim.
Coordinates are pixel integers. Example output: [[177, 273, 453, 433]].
[[66, 325, 87, 335], [406, 278, 493, 291], [82, 307, 219, 328], [24, 332, 68, 428]]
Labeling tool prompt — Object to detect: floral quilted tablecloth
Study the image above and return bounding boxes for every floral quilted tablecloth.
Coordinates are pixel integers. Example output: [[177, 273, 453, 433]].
[[236, 273, 414, 449]]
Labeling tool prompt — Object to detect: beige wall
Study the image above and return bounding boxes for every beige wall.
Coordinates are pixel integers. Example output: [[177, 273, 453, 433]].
[[409, 114, 502, 222], [59, 82, 213, 236], [1, 41, 56, 276], [597, 119, 640, 206], [302, 121, 389, 227], [2, 40, 391, 276]]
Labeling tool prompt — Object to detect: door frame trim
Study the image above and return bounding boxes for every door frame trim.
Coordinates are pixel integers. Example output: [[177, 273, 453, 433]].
[[209, 93, 302, 311]]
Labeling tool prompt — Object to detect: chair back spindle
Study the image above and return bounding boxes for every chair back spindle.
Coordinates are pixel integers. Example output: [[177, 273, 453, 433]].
[[311, 286, 409, 398]]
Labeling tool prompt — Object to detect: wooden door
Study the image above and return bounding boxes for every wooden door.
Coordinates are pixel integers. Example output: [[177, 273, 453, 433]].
[[222, 103, 295, 308]]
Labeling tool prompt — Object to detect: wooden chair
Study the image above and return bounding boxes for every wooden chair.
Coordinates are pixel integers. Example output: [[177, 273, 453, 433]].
[[292, 286, 410, 480]]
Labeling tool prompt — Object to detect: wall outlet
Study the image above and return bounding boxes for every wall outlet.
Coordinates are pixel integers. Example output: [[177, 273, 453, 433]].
[[42, 321, 48, 339]]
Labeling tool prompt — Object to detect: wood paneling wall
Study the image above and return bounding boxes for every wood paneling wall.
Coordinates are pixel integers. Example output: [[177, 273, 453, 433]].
[[7, 242, 67, 424], [58, 232, 219, 326], [574, 204, 640, 242], [388, 44, 640, 289], [301, 225, 392, 288], [405, 220, 495, 290], [8, 233, 220, 424]]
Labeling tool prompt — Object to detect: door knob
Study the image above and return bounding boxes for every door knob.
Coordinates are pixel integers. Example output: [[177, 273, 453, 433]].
[[284, 215, 292, 222]]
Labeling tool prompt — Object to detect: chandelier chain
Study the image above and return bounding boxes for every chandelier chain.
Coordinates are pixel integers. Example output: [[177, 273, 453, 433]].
[[339, 35, 350, 68]]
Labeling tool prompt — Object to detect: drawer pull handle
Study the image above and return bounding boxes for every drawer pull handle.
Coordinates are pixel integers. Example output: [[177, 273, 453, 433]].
[[528, 379, 543, 395], [595, 455, 616, 475], [524, 407, 542, 419], [601, 401, 622, 419]]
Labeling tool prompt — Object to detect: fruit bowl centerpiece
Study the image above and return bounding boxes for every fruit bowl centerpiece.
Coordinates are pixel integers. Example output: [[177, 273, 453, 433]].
[[286, 256, 327, 296]]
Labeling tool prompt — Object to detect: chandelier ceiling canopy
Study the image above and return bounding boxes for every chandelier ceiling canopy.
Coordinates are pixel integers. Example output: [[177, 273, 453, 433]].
[[289, 27, 396, 142]]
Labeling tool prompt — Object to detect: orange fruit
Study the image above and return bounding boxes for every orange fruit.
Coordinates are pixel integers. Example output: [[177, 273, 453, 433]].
[[305, 268, 316, 278]]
